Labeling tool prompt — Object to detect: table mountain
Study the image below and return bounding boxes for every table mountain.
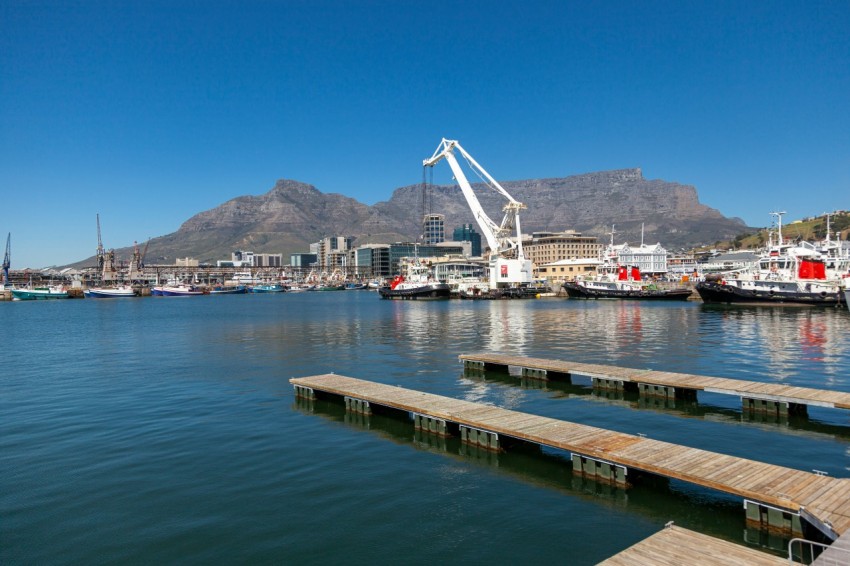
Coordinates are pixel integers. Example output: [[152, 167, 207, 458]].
[[105, 169, 749, 266]]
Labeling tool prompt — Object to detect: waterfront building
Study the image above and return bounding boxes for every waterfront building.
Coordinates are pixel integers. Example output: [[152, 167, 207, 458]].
[[352, 242, 469, 277], [451, 223, 482, 257], [604, 242, 668, 275], [666, 252, 700, 278], [698, 250, 760, 274], [314, 236, 355, 272], [290, 253, 318, 269], [431, 260, 487, 283], [176, 257, 199, 267], [537, 258, 601, 286], [217, 250, 253, 268], [522, 230, 602, 274], [254, 253, 282, 268], [423, 214, 445, 244]]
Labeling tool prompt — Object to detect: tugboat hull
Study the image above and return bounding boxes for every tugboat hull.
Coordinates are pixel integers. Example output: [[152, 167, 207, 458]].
[[378, 283, 451, 300], [562, 282, 692, 300], [695, 281, 841, 306]]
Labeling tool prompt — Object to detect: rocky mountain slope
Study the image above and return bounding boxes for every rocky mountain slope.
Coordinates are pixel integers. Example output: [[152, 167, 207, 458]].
[[93, 168, 748, 266]]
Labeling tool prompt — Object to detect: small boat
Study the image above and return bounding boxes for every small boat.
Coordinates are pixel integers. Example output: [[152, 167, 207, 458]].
[[12, 286, 70, 300], [378, 260, 451, 300], [344, 282, 368, 290], [210, 285, 248, 295], [251, 284, 285, 293], [563, 265, 692, 300], [316, 284, 346, 291], [455, 278, 491, 299], [84, 285, 137, 298], [152, 284, 205, 296]]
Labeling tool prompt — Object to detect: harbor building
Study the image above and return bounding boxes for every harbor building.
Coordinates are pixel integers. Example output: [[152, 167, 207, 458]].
[[537, 258, 602, 286], [423, 214, 445, 244], [521, 230, 602, 275], [698, 250, 760, 274], [290, 253, 318, 269], [312, 236, 355, 273], [353, 242, 469, 278], [216, 250, 282, 268], [253, 253, 282, 267], [451, 223, 482, 257], [175, 257, 200, 267], [604, 242, 669, 276]]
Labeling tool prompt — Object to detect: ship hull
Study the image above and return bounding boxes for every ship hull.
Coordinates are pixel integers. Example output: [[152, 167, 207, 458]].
[[695, 281, 841, 306], [562, 282, 692, 300], [378, 283, 451, 300]]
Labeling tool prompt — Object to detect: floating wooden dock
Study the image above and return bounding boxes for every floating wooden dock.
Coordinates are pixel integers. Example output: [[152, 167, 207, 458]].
[[291, 373, 850, 542], [459, 352, 850, 417], [599, 523, 786, 565]]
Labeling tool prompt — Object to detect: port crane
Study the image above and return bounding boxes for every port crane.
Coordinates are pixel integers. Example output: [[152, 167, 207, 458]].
[[422, 138, 532, 289], [2, 233, 10, 288]]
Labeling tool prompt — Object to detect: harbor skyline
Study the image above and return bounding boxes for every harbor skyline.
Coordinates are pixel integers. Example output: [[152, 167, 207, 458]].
[[2, 1, 848, 268]]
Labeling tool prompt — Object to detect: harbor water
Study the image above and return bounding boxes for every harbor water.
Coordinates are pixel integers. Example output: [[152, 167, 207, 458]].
[[2, 292, 849, 564]]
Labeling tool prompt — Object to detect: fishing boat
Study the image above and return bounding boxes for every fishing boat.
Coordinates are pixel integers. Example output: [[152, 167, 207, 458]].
[[378, 260, 450, 300], [151, 283, 205, 296], [344, 282, 368, 290], [251, 284, 285, 293], [84, 285, 137, 298], [12, 285, 70, 300], [210, 285, 248, 295], [562, 265, 692, 300], [455, 278, 491, 299]]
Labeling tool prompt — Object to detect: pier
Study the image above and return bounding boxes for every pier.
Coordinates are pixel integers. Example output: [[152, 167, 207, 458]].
[[459, 353, 850, 417], [290, 373, 850, 544], [599, 523, 786, 565]]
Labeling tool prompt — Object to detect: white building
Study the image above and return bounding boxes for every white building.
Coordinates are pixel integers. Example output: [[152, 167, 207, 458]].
[[604, 243, 668, 275]]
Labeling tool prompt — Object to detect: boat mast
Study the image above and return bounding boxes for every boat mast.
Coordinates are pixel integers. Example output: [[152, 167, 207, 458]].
[[769, 211, 787, 246]]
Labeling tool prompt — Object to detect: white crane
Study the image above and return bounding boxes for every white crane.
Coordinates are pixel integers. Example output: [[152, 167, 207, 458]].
[[423, 138, 532, 289]]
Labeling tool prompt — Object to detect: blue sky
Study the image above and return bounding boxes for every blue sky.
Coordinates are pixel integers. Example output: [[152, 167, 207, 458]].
[[2, 1, 848, 268]]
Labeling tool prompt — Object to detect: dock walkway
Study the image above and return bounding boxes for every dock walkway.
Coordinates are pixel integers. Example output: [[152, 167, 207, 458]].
[[599, 524, 786, 565], [459, 353, 850, 415], [290, 373, 850, 541]]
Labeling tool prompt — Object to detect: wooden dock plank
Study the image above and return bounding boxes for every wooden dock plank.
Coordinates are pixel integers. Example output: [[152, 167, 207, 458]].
[[460, 353, 850, 410], [599, 524, 786, 565], [291, 374, 850, 538]]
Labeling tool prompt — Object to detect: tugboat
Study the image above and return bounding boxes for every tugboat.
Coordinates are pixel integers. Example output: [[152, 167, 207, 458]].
[[695, 212, 844, 306], [378, 260, 450, 300], [695, 250, 842, 306], [562, 265, 692, 300]]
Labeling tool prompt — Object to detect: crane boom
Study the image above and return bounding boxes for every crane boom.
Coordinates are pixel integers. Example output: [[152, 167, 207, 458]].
[[423, 138, 532, 288]]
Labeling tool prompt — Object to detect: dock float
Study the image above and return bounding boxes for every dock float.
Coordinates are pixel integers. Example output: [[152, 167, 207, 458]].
[[599, 523, 786, 565], [459, 353, 850, 417], [290, 374, 850, 541]]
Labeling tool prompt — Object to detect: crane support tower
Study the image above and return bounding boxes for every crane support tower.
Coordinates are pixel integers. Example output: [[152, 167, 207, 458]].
[[2, 233, 10, 288], [423, 138, 532, 289]]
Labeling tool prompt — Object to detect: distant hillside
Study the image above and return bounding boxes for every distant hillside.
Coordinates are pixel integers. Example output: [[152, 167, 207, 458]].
[[74, 169, 750, 267], [721, 212, 850, 250]]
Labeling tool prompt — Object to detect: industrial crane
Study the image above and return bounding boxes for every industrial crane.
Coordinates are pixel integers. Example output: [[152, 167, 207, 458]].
[[423, 139, 532, 289], [2, 233, 10, 288], [96, 213, 105, 272]]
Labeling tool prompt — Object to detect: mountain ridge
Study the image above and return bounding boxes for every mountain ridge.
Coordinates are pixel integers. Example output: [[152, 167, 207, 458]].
[[75, 168, 749, 266]]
